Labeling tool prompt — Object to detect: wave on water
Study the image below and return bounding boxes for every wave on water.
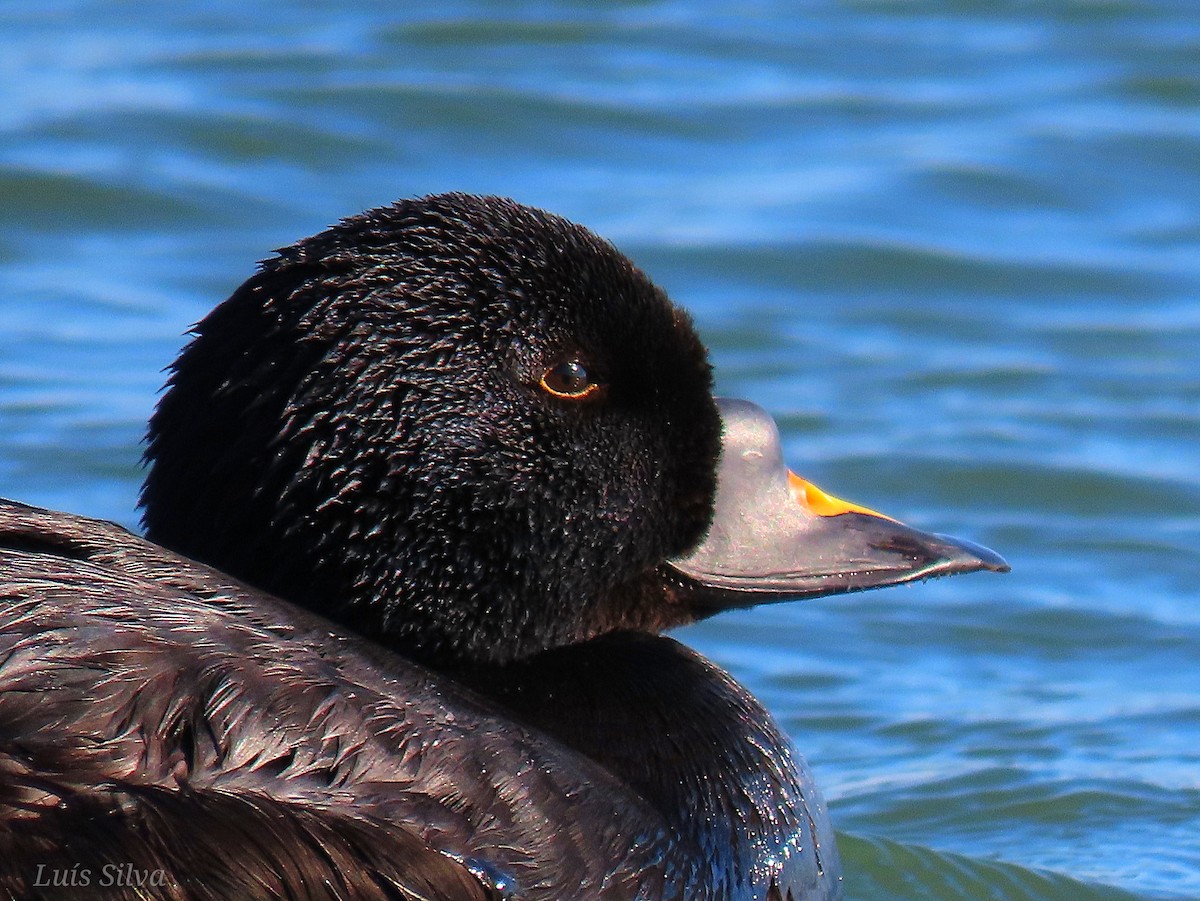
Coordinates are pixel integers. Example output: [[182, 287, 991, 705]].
[[840, 833, 1141, 901]]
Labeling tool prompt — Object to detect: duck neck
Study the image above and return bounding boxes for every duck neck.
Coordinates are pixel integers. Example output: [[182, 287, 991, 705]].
[[455, 632, 839, 901]]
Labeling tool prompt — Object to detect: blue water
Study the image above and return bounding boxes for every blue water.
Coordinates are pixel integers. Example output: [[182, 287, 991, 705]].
[[2, 2, 1198, 898]]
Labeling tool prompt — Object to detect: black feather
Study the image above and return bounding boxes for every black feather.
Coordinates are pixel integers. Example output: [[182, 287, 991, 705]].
[[1, 195, 842, 900]]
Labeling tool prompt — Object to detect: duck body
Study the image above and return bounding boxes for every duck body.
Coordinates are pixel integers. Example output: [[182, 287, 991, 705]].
[[0, 502, 834, 900], [0, 194, 1005, 900], [0, 501, 671, 901]]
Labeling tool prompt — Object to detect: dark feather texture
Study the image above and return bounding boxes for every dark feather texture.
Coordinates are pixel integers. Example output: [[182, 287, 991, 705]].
[[1, 783, 498, 901], [141, 194, 721, 669], [458, 633, 839, 901], [0, 501, 674, 900], [0, 194, 844, 900]]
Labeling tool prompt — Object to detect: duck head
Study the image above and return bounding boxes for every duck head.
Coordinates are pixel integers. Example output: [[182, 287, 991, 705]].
[[142, 194, 1005, 668]]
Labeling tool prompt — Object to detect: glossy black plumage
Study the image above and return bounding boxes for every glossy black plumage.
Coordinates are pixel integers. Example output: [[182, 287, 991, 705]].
[[0, 193, 1005, 900], [0, 502, 671, 900], [140, 196, 722, 669], [0, 498, 835, 900]]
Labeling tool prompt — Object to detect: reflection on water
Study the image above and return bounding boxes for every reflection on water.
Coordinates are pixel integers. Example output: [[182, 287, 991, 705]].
[[2, 2, 1198, 898]]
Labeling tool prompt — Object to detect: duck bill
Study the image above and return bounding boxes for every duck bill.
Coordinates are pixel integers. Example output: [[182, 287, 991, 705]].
[[668, 398, 1009, 612]]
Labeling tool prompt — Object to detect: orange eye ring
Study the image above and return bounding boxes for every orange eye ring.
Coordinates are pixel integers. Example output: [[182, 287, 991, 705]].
[[539, 361, 603, 400]]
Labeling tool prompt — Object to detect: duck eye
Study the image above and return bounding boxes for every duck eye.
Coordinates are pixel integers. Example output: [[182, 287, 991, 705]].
[[539, 361, 601, 400]]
